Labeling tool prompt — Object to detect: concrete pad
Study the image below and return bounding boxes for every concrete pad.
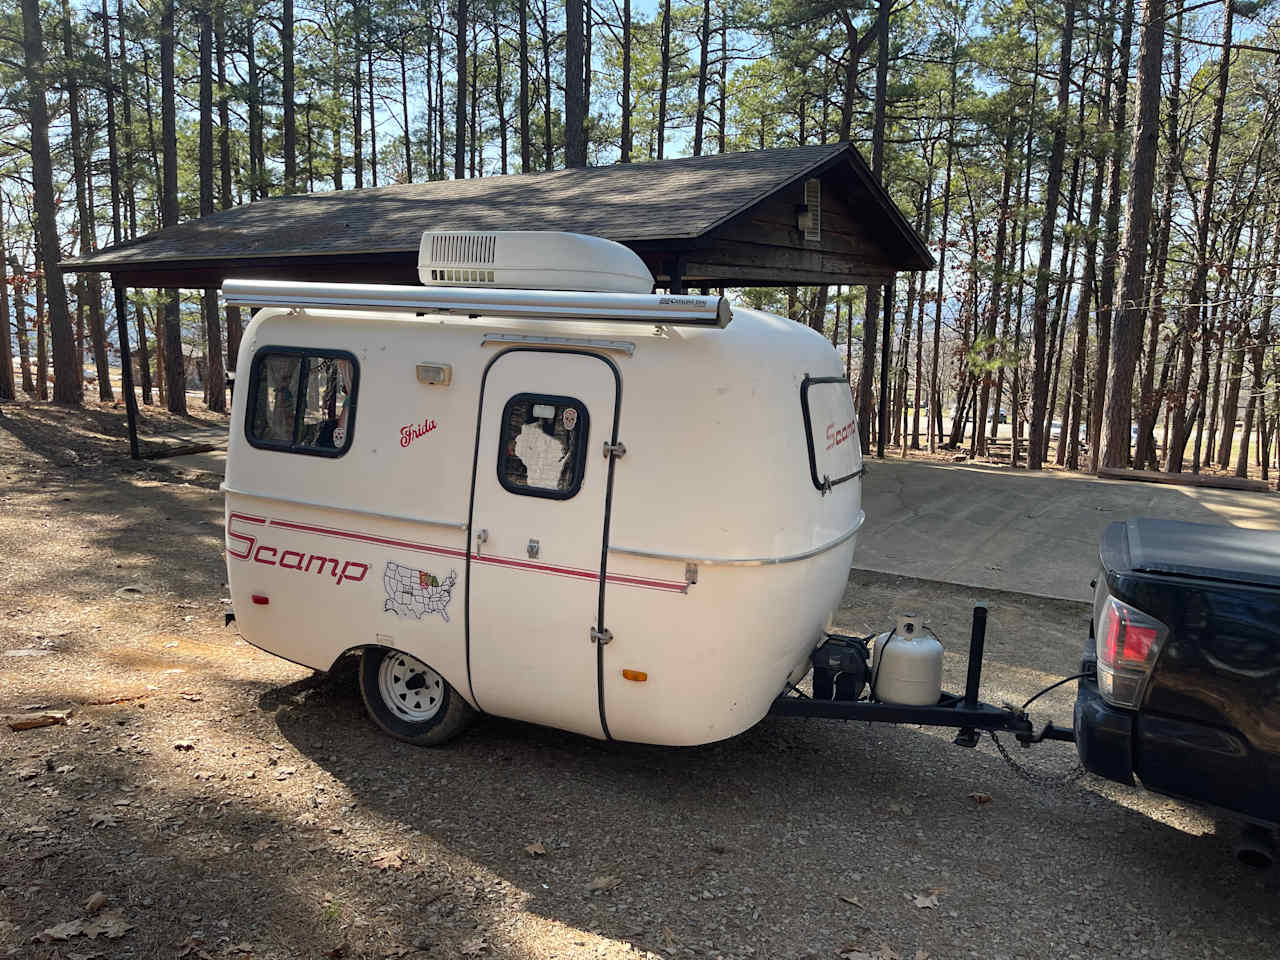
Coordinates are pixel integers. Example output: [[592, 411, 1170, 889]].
[[856, 459, 1280, 602]]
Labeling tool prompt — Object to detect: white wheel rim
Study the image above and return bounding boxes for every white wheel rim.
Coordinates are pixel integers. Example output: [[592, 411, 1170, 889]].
[[377, 652, 445, 722]]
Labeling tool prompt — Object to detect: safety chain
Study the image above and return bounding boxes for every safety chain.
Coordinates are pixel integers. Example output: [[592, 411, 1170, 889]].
[[989, 730, 1085, 788]]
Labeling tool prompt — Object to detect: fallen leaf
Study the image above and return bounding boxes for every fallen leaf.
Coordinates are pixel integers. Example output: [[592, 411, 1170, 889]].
[[524, 841, 546, 857], [967, 792, 992, 805], [173, 739, 196, 751], [586, 875, 621, 894], [460, 937, 486, 956], [839, 893, 865, 908], [371, 849, 404, 871], [83, 910, 133, 940], [912, 893, 939, 910], [36, 918, 85, 942], [84, 891, 108, 914]]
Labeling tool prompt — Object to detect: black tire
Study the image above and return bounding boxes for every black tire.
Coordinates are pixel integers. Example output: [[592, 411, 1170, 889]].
[[358, 647, 476, 746]]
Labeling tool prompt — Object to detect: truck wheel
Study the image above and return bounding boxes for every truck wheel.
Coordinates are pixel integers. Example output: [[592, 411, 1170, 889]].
[[359, 648, 475, 746]]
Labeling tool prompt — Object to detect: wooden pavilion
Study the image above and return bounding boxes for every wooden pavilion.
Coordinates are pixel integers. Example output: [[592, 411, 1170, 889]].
[[62, 142, 933, 455]]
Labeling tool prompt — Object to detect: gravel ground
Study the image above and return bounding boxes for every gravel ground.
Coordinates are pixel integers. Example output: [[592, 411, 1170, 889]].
[[1, 401, 1277, 960]]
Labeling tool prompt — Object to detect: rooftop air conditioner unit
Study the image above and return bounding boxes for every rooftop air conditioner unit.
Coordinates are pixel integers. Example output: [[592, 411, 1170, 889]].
[[417, 230, 654, 294]]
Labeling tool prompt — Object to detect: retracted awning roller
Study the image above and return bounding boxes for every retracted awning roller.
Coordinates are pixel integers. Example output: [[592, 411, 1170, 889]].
[[220, 278, 733, 328]]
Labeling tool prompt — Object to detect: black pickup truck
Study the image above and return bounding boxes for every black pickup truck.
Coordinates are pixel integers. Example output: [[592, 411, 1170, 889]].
[[1075, 518, 1280, 861]]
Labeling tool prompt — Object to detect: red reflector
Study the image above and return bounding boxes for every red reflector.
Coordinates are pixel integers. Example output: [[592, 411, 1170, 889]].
[[1120, 624, 1157, 664], [252, 594, 269, 605], [1101, 604, 1120, 665]]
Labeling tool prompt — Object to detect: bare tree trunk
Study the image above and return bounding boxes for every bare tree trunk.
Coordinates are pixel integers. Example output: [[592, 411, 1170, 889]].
[[218, 8, 241, 373], [122, 1, 152, 403], [247, 9, 264, 197], [930, 20, 959, 453], [565, 0, 586, 166], [455, 0, 467, 177], [0, 223, 13, 401], [1135, 0, 1181, 469], [21, 0, 79, 404], [620, 0, 631, 162], [491, 16, 506, 174], [1100, 0, 1165, 468], [283, 0, 297, 192], [519, 0, 530, 169], [160, 0, 186, 413], [1167, 0, 1232, 471], [15, 274, 33, 396], [692, 0, 710, 156], [540, 0, 552, 169], [976, 121, 1017, 458], [1090, 0, 1135, 470], [1027, 0, 1074, 469], [198, 3, 225, 412], [657, 0, 671, 158]]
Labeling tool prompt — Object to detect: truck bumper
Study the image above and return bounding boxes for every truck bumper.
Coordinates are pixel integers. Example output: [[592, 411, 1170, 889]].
[[1074, 677, 1135, 785], [1076, 676, 1277, 827]]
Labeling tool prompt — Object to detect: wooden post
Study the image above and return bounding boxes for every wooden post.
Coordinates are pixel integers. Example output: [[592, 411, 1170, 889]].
[[877, 274, 896, 458], [112, 280, 141, 459]]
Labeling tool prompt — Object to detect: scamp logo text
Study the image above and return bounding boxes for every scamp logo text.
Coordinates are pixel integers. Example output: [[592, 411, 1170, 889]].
[[227, 522, 369, 586], [826, 419, 856, 451]]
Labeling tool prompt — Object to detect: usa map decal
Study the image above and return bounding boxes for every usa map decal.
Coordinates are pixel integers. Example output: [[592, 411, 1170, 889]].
[[383, 562, 457, 622]]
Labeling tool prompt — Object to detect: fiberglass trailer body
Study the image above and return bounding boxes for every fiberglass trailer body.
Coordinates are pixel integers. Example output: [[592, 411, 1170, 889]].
[[222, 232, 864, 746]]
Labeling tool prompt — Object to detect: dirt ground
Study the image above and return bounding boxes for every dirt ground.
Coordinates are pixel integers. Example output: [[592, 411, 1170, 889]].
[[2, 401, 1277, 960]]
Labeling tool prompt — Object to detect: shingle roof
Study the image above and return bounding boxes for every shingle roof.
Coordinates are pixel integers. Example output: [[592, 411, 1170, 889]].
[[65, 144, 932, 281]]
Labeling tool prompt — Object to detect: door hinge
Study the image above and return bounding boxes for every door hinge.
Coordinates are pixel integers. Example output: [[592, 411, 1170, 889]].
[[602, 441, 626, 459], [590, 627, 614, 645]]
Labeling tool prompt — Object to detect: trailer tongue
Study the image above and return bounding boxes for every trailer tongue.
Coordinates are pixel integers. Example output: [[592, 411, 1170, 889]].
[[770, 604, 1078, 749]]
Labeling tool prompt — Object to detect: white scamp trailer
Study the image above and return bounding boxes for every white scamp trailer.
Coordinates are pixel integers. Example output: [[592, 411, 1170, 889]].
[[221, 231, 865, 746]]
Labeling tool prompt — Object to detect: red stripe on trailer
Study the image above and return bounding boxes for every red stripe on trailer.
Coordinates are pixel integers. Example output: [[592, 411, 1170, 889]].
[[267, 517, 468, 561], [229, 513, 688, 594]]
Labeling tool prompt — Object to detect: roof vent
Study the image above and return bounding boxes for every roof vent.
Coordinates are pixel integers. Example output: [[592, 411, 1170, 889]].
[[418, 230, 654, 294]]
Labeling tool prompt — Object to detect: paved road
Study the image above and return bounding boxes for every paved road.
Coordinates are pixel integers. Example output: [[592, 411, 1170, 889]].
[[857, 459, 1280, 602]]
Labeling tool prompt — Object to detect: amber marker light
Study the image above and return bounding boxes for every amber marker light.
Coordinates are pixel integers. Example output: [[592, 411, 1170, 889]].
[[621, 669, 648, 682]]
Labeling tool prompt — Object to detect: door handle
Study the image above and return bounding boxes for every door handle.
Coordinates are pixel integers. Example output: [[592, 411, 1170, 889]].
[[475, 528, 488, 555], [527, 539, 540, 559]]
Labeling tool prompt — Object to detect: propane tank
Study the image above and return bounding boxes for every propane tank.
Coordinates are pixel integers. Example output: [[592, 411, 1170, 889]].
[[871, 614, 943, 706]]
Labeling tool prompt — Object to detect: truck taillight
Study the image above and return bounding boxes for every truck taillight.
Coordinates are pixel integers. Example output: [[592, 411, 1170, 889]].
[[1094, 593, 1166, 709]]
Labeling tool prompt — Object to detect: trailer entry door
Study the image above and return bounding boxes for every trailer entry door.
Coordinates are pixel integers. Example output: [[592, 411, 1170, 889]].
[[467, 349, 620, 738]]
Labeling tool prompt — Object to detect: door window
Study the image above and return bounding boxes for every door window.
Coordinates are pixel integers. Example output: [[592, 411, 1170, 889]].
[[497, 394, 589, 499]]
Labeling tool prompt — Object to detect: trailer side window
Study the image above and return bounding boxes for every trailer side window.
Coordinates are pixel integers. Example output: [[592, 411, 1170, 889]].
[[497, 394, 589, 499], [800, 375, 864, 493], [247, 348, 358, 457]]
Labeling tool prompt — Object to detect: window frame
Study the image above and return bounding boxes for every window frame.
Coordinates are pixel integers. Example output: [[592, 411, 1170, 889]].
[[245, 345, 360, 458], [799, 375, 865, 494], [496, 392, 590, 501]]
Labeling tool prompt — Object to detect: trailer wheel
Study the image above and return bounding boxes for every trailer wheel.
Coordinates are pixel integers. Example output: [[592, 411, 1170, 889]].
[[359, 648, 475, 746]]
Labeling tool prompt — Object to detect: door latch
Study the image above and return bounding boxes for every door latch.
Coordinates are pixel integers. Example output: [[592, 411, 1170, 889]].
[[527, 539, 540, 559], [602, 441, 626, 459], [590, 627, 614, 645], [474, 528, 488, 554]]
